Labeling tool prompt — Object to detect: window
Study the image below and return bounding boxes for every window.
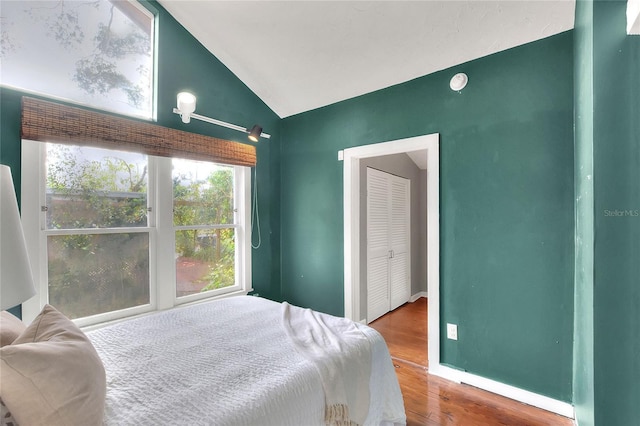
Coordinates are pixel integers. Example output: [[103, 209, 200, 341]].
[[22, 141, 252, 326], [1, 1, 154, 119], [173, 160, 238, 298], [44, 144, 151, 319]]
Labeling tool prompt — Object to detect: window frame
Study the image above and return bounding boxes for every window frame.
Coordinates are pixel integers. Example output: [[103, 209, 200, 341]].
[[21, 140, 252, 327]]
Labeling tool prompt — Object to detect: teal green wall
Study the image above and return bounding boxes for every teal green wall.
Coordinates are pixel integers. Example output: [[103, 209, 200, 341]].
[[280, 33, 575, 401], [0, 0, 282, 308], [592, 1, 640, 424], [573, 0, 595, 424]]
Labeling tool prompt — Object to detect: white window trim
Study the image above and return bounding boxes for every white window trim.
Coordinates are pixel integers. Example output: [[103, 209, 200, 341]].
[[21, 140, 252, 326]]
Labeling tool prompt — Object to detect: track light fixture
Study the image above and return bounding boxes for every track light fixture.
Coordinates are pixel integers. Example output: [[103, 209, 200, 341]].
[[173, 92, 270, 141], [247, 125, 263, 143]]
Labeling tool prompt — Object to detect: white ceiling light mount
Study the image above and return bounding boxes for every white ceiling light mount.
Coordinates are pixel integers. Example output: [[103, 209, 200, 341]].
[[449, 73, 468, 92], [173, 92, 270, 141]]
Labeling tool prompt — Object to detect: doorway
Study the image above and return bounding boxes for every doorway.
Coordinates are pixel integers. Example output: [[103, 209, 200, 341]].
[[341, 133, 440, 370]]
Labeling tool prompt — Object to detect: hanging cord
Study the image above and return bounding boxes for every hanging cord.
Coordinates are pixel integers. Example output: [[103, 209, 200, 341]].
[[251, 165, 261, 249]]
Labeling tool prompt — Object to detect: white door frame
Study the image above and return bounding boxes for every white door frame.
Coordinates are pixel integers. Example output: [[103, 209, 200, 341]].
[[342, 133, 440, 369]]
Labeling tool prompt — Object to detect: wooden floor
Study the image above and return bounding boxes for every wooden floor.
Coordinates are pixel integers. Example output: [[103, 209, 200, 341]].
[[369, 298, 574, 426]]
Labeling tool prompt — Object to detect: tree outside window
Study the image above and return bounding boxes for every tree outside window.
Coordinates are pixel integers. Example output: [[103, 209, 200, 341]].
[[173, 159, 236, 297], [1, 0, 153, 118]]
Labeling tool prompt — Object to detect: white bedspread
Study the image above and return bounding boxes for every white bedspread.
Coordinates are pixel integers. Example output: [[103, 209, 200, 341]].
[[281, 302, 371, 425], [87, 296, 405, 426]]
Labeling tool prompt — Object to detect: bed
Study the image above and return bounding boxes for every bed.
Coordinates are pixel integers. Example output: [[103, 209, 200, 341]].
[[0, 296, 406, 426]]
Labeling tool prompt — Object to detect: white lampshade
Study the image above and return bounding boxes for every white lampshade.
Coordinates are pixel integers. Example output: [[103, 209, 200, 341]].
[[0, 165, 36, 310], [177, 92, 197, 123]]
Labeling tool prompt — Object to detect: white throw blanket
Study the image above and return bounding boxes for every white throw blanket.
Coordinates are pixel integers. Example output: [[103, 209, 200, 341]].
[[281, 302, 372, 426]]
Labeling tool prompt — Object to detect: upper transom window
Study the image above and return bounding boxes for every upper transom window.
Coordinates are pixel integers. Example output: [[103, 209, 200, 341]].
[[1, 0, 154, 119]]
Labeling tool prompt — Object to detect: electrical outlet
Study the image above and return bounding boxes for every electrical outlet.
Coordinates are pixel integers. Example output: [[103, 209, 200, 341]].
[[447, 323, 458, 340]]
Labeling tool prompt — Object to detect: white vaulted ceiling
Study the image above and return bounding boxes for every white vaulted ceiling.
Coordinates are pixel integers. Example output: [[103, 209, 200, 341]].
[[157, 1, 575, 118]]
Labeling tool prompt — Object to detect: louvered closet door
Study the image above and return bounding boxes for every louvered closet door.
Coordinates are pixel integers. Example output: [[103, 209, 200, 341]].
[[366, 168, 411, 323], [367, 168, 391, 323], [389, 175, 410, 310]]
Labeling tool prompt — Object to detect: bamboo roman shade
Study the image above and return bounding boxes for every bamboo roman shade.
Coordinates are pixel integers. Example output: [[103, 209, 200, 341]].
[[21, 97, 256, 167]]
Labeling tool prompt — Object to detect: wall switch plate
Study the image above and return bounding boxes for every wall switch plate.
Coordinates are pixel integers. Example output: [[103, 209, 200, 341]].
[[447, 323, 458, 340]]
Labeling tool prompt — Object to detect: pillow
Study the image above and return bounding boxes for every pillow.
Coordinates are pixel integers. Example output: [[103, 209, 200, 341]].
[[0, 304, 106, 426], [0, 312, 25, 347], [0, 398, 16, 426]]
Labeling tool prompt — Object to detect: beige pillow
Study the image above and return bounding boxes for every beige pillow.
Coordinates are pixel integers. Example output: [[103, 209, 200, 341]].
[[0, 397, 17, 426], [0, 304, 106, 426], [0, 312, 26, 347]]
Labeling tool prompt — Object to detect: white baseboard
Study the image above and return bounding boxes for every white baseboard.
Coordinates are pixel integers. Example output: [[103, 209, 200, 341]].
[[410, 291, 428, 302], [428, 364, 575, 419]]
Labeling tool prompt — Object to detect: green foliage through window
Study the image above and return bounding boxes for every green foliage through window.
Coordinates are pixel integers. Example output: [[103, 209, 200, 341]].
[[46, 145, 148, 229], [173, 160, 236, 297], [43, 145, 239, 317]]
